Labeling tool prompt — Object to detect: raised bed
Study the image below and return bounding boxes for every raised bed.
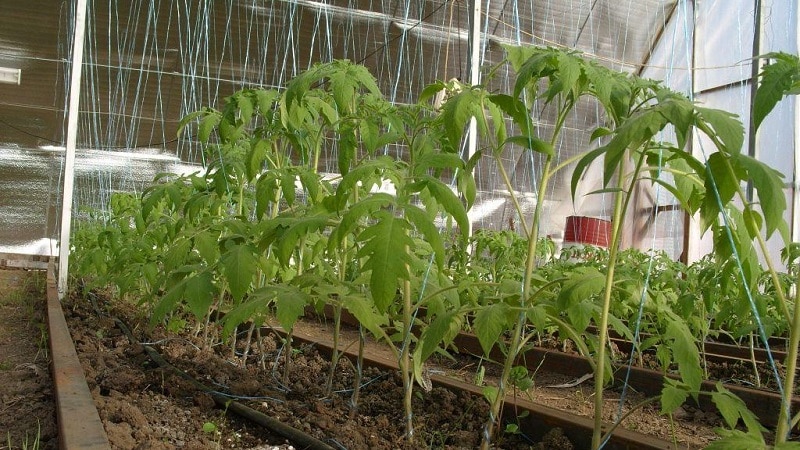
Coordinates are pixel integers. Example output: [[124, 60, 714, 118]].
[[281, 323, 677, 450], [46, 264, 111, 449], [308, 304, 799, 430]]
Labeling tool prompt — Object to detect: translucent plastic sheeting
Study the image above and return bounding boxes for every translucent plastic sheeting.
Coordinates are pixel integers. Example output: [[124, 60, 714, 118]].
[[0, 145, 199, 255], [0, 0, 735, 260]]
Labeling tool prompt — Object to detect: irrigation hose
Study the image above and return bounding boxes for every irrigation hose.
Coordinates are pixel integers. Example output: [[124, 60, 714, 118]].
[[86, 295, 335, 450]]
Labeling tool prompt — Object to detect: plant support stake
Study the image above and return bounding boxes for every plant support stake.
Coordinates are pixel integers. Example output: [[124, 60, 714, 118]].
[[58, 0, 89, 299]]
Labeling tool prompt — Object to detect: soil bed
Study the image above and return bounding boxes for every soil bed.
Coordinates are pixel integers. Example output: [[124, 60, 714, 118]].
[[0, 268, 57, 449], [57, 288, 730, 449]]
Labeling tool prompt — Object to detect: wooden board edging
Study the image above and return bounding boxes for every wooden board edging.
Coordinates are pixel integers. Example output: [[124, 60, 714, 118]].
[[46, 265, 110, 450]]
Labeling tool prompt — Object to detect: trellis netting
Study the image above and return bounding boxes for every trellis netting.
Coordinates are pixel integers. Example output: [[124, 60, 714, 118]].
[[0, 0, 796, 262]]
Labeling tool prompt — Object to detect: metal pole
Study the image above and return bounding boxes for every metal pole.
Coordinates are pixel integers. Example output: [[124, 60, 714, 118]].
[[747, 0, 764, 201], [58, 0, 89, 299], [794, 0, 800, 242], [466, 0, 482, 237]]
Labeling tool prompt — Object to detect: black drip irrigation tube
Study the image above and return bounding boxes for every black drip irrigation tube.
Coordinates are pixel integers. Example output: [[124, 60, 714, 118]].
[[86, 296, 335, 450]]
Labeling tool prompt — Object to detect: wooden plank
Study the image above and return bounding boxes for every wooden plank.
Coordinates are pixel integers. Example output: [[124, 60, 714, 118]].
[[0, 253, 50, 270], [285, 325, 677, 450], [454, 331, 800, 429], [46, 266, 110, 450]]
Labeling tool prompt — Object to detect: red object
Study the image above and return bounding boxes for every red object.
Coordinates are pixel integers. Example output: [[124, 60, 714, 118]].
[[563, 216, 611, 247]]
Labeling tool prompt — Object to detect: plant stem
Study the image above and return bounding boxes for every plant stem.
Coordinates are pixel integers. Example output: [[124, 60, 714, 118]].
[[774, 267, 800, 443], [400, 275, 414, 442], [481, 99, 573, 449], [494, 158, 530, 238], [480, 155, 555, 450], [350, 324, 366, 416], [240, 321, 256, 367], [596, 395, 661, 445], [592, 159, 636, 449], [748, 332, 761, 388], [325, 304, 342, 397], [282, 329, 293, 387]]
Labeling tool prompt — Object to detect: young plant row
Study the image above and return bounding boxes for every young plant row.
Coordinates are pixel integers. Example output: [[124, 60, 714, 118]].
[[70, 49, 800, 449]]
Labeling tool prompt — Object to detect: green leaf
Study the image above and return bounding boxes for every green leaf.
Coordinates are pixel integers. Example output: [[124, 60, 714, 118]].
[[665, 319, 702, 393], [704, 430, 766, 450], [655, 94, 694, 149], [701, 152, 740, 231], [742, 208, 763, 239], [590, 126, 612, 142], [194, 230, 220, 264], [280, 171, 297, 206], [511, 47, 556, 99], [152, 277, 187, 324], [457, 162, 478, 209], [416, 310, 463, 363], [330, 193, 395, 247], [526, 304, 548, 332], [256, 172, 279, 218], [274, 212, 330, 266], [163, 238, 192, 273], [441, 88, 487, 151], [503, 44, 540, 72], [711, 383, 765, 434], [473, 302, 511, 356], [404, 204, 444, 269], [602, 109, 667, 186], [482, 385, 499, 405], [254, 89, 280, 117], [247, 139, 270, 181], [570, 146, 607, 203], [660, 378, 690, 415], [356, 212, 414, 313], [753, 53, 800, 131], [185, 271, 216, 320], [275, 286, 311, 331], [298, 169, 322, 203], [236, 93, 254, 124], [176, 110, 203, 137], [414, 152, 465, 174], [696, 107, 744, 155], [221, 289, 272, 337], [342, 295, 389, 340], [421, 176, 470, 236], [734, 153, 787, 239], [198, 111, 222, 142], [556, 52, 582, 97], [503, 136, 554, 157], [557, 268, 605, 310], [334, 156, 395, 205], [220, 243, 258, 302], [488, 94, 534, 142], [568, 300, 595, 333]]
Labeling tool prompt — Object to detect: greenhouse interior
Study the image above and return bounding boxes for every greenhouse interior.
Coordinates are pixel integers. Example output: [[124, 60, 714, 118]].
[[2, 0, 800, 448]]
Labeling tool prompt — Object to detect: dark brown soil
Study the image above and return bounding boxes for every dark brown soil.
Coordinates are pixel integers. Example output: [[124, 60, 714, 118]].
[[0, 269, 57, 449], [62, 287, 724, 449], [1, 266, 727, 449], [64, 291, 546, 449]]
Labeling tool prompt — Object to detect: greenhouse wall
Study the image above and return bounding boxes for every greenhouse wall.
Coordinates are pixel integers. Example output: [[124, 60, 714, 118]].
[[0, 0, 798, 265]]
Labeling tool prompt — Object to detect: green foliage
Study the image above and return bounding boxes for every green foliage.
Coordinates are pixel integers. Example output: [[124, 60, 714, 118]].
[[753, 52, 800, 131], [69, 49, 800, 450]]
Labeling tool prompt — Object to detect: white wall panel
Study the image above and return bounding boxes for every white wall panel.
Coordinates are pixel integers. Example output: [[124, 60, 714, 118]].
[[695, 0, 755, 92]]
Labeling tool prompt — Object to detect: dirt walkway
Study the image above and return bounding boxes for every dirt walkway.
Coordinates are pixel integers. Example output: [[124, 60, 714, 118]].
[[0, 268, 57, 449]]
